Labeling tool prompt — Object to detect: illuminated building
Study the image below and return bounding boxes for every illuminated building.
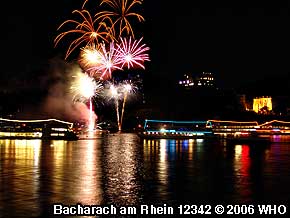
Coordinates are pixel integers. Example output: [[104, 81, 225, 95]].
[[178, 74, 194, 87], [178, 72, 215, 89], [198, 72, 215, 87], [253, 96, 272, 114]]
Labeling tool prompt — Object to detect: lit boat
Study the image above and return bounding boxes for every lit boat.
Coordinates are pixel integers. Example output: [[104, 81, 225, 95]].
[[137, 119, 215, 139], [0, 118, 78, 140]]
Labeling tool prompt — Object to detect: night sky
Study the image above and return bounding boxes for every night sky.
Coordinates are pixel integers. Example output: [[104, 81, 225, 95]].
[[1, 0, 290, 94]]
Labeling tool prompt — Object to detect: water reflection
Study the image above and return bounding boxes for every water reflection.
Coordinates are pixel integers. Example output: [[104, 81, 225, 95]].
[[233, 145, 252, 201], [229, 143, 269, 203], [1, 135, 290, 217], [40, 140, 102, 205], [0, 139, 42, 217], [78, 140, 102, 205], [159, 139, 168, 185], [101, 133, 141, 206], [142, 138, 217, 204], [0, 139, 104, 218]]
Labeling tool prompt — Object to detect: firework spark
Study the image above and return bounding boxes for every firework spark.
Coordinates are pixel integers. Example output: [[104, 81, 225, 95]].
[[70, 72, 103, 131], [96, 0, 145, 38], [54, 9, 112, 60], [103, 81, 136, 131], [116, 37, 150, 69], [70, 72, 103, 102], [79, 44, 103, 71], [87, 42, 123, 80]]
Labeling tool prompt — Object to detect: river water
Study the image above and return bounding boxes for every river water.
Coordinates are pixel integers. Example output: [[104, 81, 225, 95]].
[[1, 133, 290, 217]]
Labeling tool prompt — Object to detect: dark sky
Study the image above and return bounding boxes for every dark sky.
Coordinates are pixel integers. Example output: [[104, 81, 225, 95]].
[[1, 0, 290, 92]]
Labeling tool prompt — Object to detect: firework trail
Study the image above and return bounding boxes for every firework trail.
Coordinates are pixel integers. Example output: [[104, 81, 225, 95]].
[[120, 83, 131, 131], [119, 81, 137, 131], [82, 0, 90, 9], [96, 0, 145, 39], [109, 84, 121, 131], [54, 9, 112, 60]]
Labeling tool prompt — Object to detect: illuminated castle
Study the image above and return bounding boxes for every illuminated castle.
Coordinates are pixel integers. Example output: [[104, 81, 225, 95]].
[[178, 72, 215, 88], [253, 96, 272, 114]]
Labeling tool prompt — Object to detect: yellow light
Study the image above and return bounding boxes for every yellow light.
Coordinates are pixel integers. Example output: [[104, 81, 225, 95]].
[[257, 120, 290, 128], [0, 118, 73, 128], [253, 97, 272, 113], [208, 119, 258, 125], [81, 47, 101, 64], [160, 128, 166, 132], [90, 32, 98, 38]]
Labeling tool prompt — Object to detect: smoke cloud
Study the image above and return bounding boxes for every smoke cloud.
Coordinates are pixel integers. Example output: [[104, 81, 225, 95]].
[[40, 57, 97, 125]]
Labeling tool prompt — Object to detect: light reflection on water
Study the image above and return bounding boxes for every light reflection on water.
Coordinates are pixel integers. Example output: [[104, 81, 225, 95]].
[[101, 134, 141, 206], [1, 134, 290, 217]]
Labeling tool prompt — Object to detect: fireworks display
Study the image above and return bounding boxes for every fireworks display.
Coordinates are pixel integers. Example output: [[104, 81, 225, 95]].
[[80, 38, 150, 79], [87, 42, 123, 80], [55, 0, 150, 131], [54, 9, 111, 60], [109, 84, 121, 130], [120, 82, 136, 130], [71, 72, 103, 102], [96, 0, 145, 38], [116, 37, 150, 69], [79, 44, 102, 70], [70, 72, 103, 131], [102, 81, 136, 131]]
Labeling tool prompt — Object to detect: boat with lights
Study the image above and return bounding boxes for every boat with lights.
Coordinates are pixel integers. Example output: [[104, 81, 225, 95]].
[[138, 119, 215, 139], [0, 118, 78, 140]]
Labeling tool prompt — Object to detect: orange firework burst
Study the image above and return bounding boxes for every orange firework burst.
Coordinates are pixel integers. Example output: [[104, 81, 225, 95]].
[[96, 0, 145, 39], [54, 9, 112, 60]]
